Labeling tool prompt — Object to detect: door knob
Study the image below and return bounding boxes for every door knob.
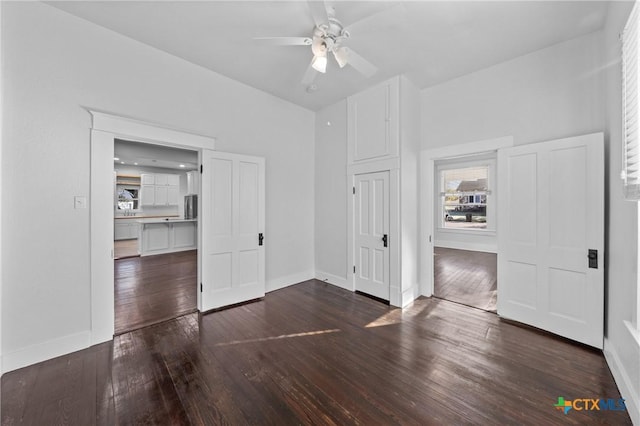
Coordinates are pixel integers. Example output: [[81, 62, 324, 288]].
[[382, 234, 388, 247]]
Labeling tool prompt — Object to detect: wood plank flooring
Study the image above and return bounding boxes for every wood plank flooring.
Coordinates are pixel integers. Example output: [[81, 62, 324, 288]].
[[114, 239, 139, 260], [2, 280, 630, 425], [114, 250, 197, 334], [434, 247, 497, 311]]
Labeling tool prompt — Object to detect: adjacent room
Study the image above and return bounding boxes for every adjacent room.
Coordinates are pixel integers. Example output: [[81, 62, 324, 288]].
[[113, 140, 199, 334], [1, 1, 639, 424]]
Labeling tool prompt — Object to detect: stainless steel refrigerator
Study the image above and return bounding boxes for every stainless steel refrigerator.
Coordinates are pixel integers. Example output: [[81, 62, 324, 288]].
[[184, 194, 197, 219]]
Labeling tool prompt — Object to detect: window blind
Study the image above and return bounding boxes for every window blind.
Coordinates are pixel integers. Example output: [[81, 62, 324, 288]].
[[623, 2, 640, 200]]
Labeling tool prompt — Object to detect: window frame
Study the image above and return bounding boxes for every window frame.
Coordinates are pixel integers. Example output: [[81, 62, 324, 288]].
[[435, 158, 497, 235]]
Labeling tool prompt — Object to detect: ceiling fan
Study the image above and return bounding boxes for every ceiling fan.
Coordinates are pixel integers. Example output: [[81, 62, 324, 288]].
[[254, 1, 378, 86]]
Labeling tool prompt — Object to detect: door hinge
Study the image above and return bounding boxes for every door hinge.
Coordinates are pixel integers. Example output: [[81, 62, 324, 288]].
[[200, 164, 203, 174], [200, 283, 203, 292], [353, 265, 356, 273], [352, 186, 355, 195]]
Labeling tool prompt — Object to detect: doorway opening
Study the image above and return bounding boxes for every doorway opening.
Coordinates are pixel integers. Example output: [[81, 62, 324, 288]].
[[433, 247, 497, 312], [113, 139, 199, 334], [432, 155, 498, 312]]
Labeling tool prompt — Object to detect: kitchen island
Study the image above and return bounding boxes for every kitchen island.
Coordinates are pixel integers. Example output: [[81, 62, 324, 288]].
[[137, 218, 197, 256]]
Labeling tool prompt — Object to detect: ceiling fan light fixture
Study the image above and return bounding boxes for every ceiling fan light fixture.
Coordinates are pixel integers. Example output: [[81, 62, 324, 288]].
[[333, 47, 349, 68], [311, 54, 327, 73]]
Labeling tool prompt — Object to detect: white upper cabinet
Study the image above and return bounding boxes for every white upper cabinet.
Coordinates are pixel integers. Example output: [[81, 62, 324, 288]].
[[154, 185, 168, 205], [140, 184, 155, 205], [140, 173, 180, 206], [347, 77, 399, 164], [167, 186, 179, 205], [168, 174, 180, 186], [141, 174, 155, 185], [155, 174, 168, 186]]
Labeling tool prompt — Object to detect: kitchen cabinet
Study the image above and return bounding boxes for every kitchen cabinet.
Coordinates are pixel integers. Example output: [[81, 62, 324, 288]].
[[140, 173, 180, 206], [137, 219, 197, 256], [141, 174, 155, 185], [140, 184, 155, 205], [347, 77, 399, 165], [114, 220, 139, 240], [172, 221, 197, 248]]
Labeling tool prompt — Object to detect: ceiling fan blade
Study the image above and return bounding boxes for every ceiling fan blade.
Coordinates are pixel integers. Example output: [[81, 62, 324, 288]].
[[301, 61, 319, 86], [343, 47, 377, 78], [307, 0, 329, 28], [253, 37, 312, 46], [333, 48, 348, 68]]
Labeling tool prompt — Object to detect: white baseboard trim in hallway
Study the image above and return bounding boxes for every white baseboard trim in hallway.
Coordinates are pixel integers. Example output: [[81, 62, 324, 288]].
[[266, 270, 315, 293], [315, 271, 351, 291], [3, 330, 91, 374]]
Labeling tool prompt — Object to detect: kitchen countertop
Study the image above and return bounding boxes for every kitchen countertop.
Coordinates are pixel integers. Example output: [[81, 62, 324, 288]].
[[136, 218, 197, 224], [115, 215, 179, 220]]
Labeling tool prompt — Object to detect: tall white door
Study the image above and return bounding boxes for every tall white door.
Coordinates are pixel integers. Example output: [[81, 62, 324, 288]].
[[201, 150, 265, 311], [354, 171, 390, 300], [497, 133, 604, 348]]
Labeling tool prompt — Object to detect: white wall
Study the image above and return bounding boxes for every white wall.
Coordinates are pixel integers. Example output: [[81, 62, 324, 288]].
[[602, 3, 640, 424], [421, 31, 604, 150], [399, 76, 421, 304], [314, 100, 349, 288], [2, 2, 314, 370]]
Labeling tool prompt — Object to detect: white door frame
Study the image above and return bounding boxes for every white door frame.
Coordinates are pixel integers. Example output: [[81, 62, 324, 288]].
[[89, 111, 216, 345], [419, 136, 513, 297], [347, 158, 401, 306], [353, 170, 391, 300]]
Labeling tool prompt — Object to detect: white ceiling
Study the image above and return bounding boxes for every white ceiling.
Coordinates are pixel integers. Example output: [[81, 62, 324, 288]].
[[50, 1, 609, 111], [114, 139, 199, 170]]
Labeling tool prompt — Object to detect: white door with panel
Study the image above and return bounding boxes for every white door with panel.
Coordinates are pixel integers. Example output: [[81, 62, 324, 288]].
[[354, 171, 390, 300], [497, 133, 604, 348], [201, 150, 265, 311]]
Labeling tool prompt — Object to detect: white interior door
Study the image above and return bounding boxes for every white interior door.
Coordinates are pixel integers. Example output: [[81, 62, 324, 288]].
[[201, 150, 265, 311], [497, 133, 604, 348], [354, 171, 390, 300]]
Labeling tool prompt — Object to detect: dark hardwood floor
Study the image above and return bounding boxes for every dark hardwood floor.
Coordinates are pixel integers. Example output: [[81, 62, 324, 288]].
[[2, 280, 630, 425], [434, 247, 497, 312], [114, 250, 197, 334]]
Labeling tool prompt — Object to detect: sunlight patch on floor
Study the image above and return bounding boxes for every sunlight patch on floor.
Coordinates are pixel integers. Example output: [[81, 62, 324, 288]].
[[213, 329, 341, 347], [365, 300, 430, 328]]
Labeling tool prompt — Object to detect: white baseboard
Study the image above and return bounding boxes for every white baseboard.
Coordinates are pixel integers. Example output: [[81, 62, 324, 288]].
[[3, 331, 91, 374], [401, 284, 420, 307], [266, 270, 315, 293], [604, 337, 640, 425], [316, 271, 351, 291], [434, 240, 497, 253]]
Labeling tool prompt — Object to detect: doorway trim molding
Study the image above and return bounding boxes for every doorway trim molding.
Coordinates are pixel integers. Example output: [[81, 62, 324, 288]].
[[419, 136, 513, 298], [89, 110, 215, 345], [347, 157, 401, 306]]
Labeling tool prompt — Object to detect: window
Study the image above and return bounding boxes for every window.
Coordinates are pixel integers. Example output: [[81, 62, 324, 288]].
[[622, 1, 640, 336], [437, 160, 495, 231], [622, 1, 640, 200], [117, 188, 139, 210]]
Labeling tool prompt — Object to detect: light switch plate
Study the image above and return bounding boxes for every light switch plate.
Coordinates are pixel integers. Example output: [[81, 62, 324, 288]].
[[74, 196, 87, 209]]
